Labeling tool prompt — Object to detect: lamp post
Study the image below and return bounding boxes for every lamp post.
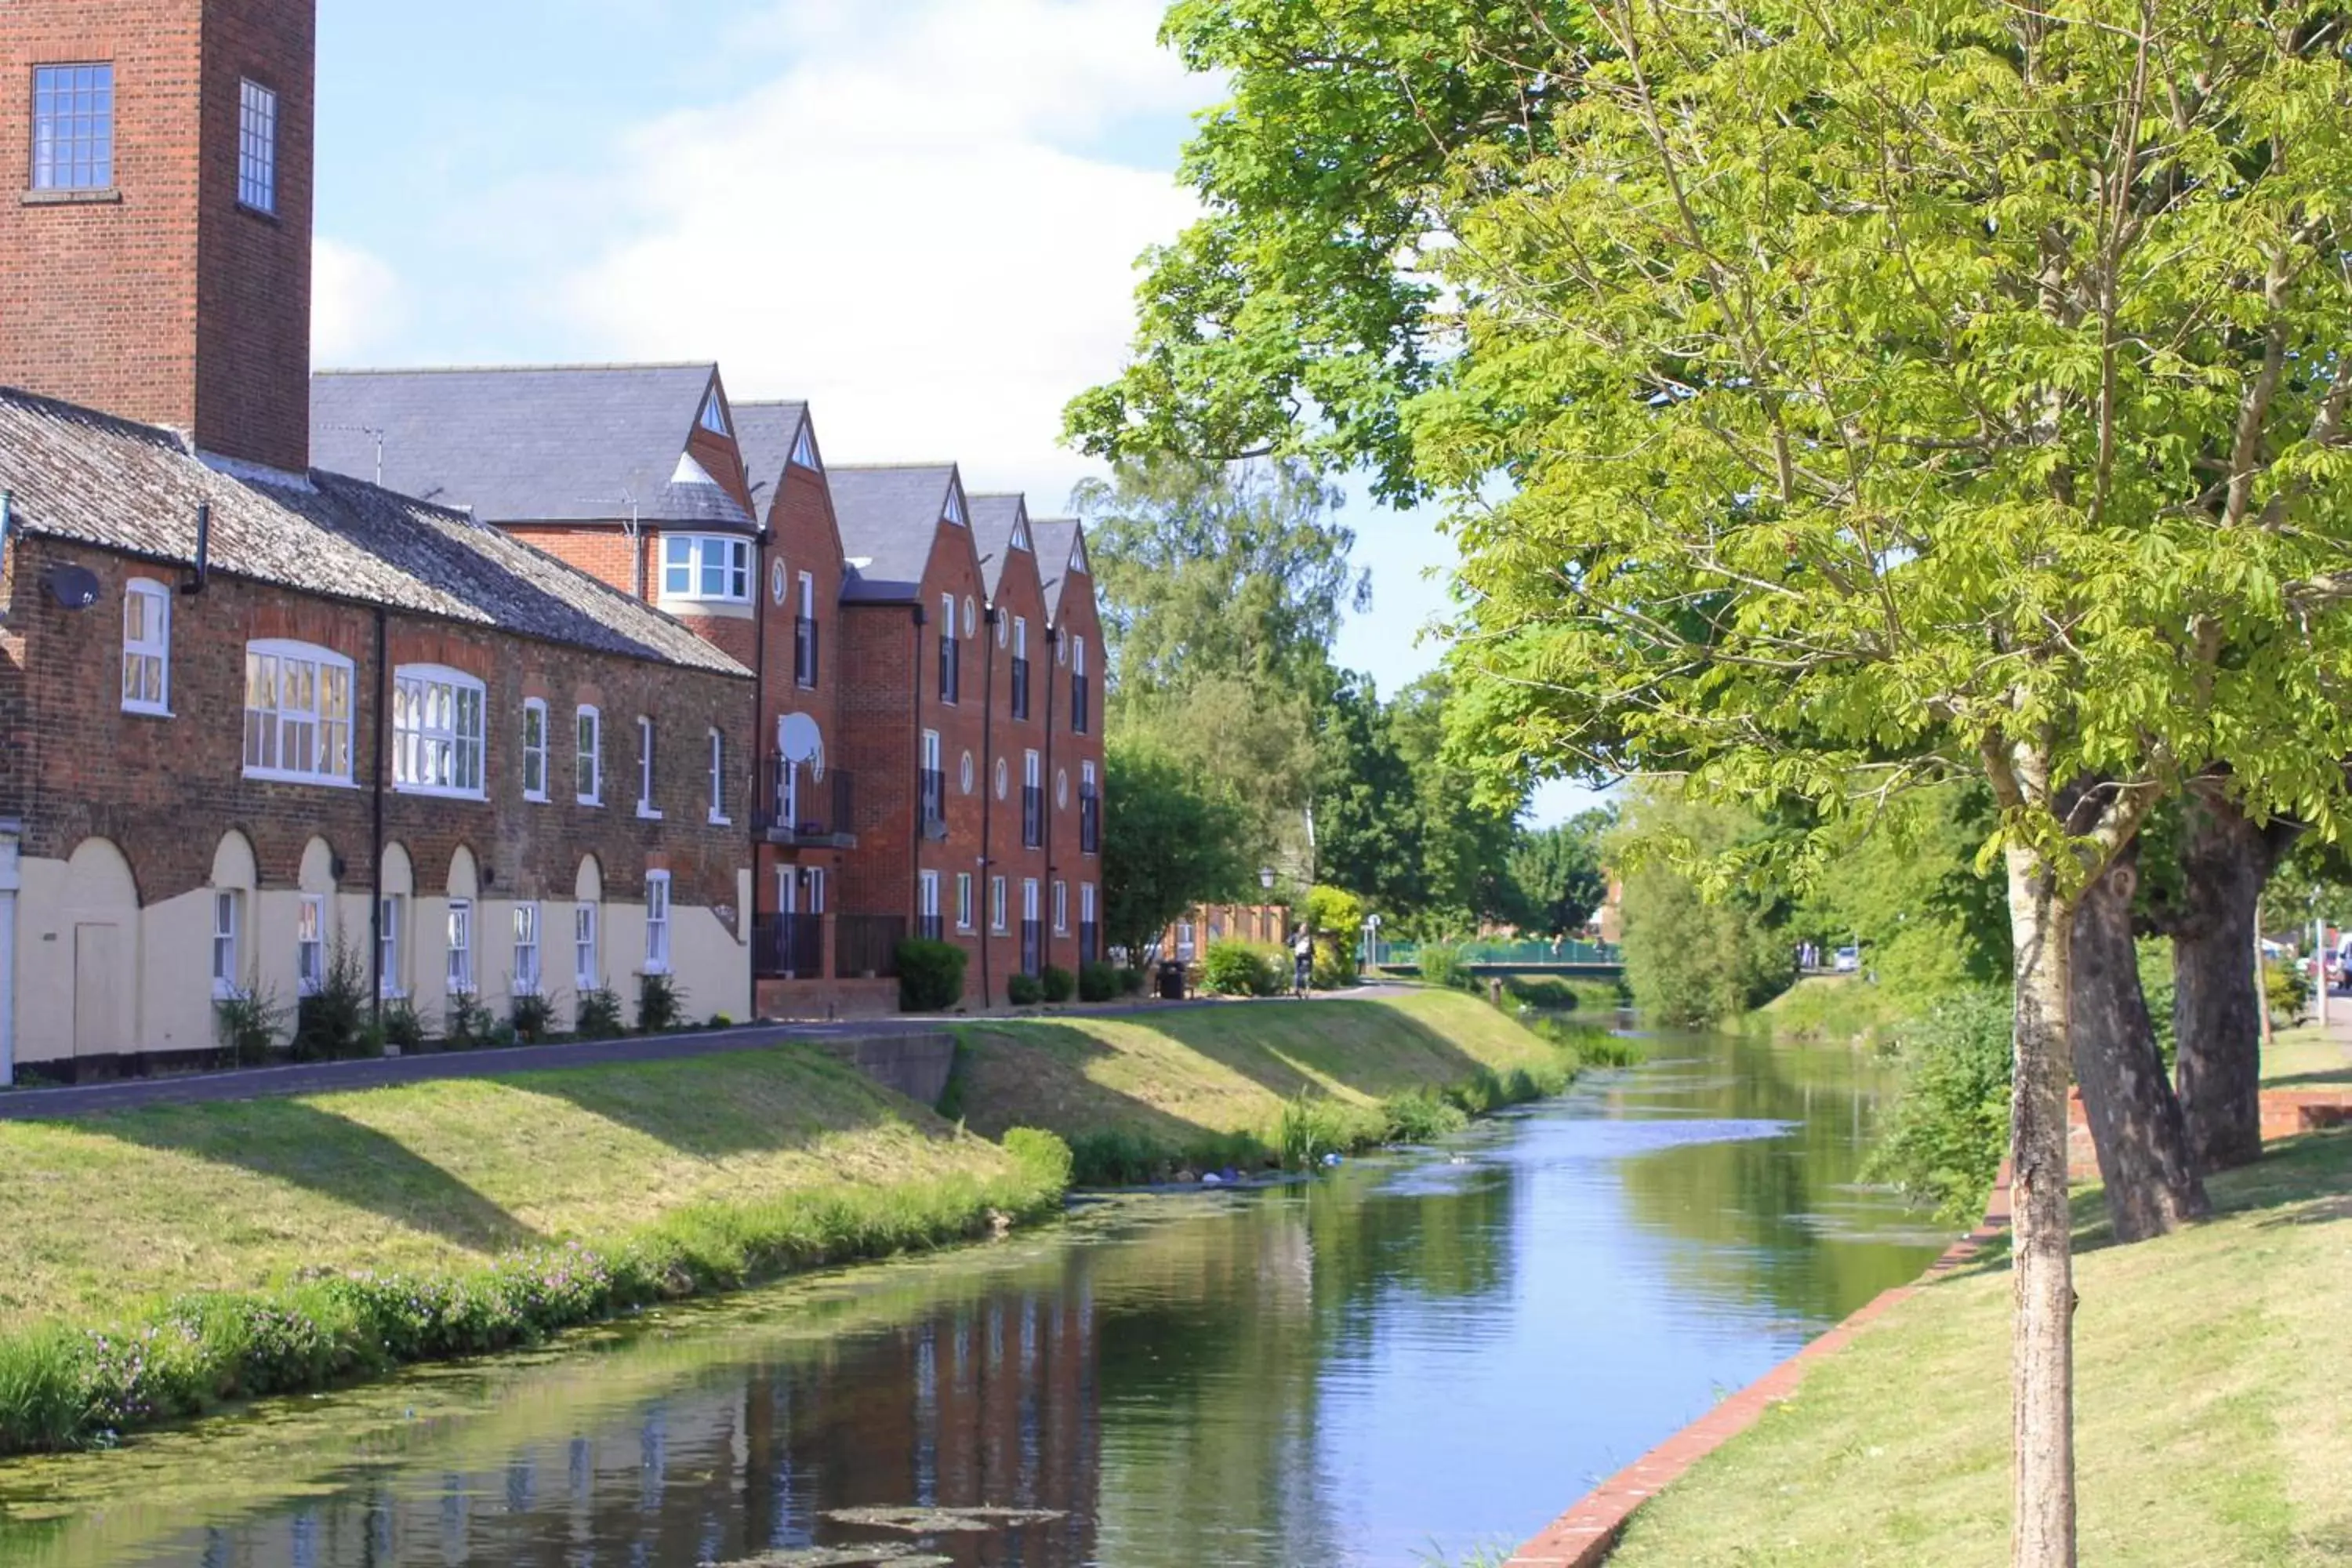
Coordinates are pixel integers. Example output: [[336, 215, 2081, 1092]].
[[1363, 913, 1382, 971]]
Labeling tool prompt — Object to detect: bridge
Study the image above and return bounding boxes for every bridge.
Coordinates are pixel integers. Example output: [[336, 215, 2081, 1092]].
[[1365, 939, 1625, 980]]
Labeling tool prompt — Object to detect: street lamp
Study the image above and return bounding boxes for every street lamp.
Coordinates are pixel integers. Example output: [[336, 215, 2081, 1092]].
[[1260, 866, 1277, 894]]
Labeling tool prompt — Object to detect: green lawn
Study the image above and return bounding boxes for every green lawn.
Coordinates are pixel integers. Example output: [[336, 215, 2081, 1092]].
[[2264, 1025, 2352, 1092], [1606, 1129, 2352, 1566]]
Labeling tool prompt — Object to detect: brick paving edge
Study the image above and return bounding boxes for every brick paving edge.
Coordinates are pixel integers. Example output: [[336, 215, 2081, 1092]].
[[1503, 1166, 2016, 1568]]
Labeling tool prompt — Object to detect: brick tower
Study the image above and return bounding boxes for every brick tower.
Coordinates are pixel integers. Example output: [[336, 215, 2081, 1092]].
[[0, 0, 315, 474]]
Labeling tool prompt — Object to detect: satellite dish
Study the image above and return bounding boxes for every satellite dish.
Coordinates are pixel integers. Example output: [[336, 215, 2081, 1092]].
[[42, 565, 100, 612], [778, 713, 825, 779]]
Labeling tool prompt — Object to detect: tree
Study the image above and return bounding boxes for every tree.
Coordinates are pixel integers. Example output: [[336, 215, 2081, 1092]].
[[1614, 788, 1792, 1028], [1386, 673, 1528, 934], [1510, 814, 1612, 938], [1080, 4, 2352, 1558], [1102, 735, 1253, 961], [1314, 673, 1428, 913]]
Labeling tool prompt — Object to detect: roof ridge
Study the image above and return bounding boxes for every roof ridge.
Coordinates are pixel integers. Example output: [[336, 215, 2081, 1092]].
[[313, 361, 718, 377], [731, 399, 811, 411], [828, 462, 959, 472]]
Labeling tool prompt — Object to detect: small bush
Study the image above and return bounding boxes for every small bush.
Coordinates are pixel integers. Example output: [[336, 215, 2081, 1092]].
[[1203, 940, 1283, 997], [1381, 1092, 1470, 1144], [575, 989, 626, 1040], [1118, 965, 1149, 996], [1866, 986, 2013, 1224], [1001, 1127, 1075, 1194], [292, 942, 372, 1061], [1078, 963, 1123, 1004], [1007, 972, 1046, 1007], [1040, 965, 1076, 1004], [381, 998, 427, 1053], [707, 1013, 735, 1030], [898, 939, 970, 1013], [213, 988, 285, 1067], [443, 993, 495, 1051], [1312, 941, 1359, 991], [2264, 959, 2308, 1029], [1418, 945, 1476, 993], [637, 972, 685, 1033], [510, 992, 557, 1046]]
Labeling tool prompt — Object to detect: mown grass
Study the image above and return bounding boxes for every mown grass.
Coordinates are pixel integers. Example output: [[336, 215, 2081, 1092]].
[[1605, 1129, 2352, 1566], [1748, 975, 1916, 1045], [2264, 1024, 2352, 1092]]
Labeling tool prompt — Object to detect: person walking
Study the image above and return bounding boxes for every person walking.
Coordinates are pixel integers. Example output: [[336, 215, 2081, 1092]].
[[1292, 924, 1316, 999]]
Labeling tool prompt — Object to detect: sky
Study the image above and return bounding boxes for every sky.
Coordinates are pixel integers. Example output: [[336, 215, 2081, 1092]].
[[312, 0, 1601, 825]]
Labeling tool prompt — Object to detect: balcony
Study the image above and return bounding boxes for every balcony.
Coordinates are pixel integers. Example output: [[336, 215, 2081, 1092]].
[[793, 616, 820, 688], [1080, 790, 1101, 855], [752, 913, 825, 980], [1022, 785, 1044, 849], [1011, 656, 1031, 721], [838, 914, 907, 978], [758, 758, 857, 848], [920, 768, 949, 841]]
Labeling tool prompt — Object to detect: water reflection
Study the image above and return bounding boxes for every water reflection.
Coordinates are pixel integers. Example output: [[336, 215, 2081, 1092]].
[[0, 1032, 1947, 1568]]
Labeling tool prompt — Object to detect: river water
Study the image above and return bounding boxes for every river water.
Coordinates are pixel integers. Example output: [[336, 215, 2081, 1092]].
[[0, 1029, 1949, 1568]]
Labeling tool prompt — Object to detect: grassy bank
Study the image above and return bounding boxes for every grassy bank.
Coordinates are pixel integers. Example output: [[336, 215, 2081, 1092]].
[[1746, 975, 1917, 1044], [1606, 1128, 2352, 1566]]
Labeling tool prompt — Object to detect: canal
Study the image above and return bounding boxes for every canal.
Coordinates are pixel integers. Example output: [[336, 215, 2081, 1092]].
[[0, 1029, 1950, 1568]]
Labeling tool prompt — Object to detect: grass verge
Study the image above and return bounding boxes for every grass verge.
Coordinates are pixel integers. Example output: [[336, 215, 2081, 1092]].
[[1605, 1128, 2352, 1566], [1748, 975, 1917, 1045]]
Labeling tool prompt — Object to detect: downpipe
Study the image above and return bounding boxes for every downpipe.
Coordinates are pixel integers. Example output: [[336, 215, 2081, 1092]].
[[0, 820, 20, 1087]]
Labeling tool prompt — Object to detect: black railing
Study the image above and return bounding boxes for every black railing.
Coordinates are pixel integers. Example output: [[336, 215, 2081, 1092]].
[[1022, 919, 1044, 978], [939, 637, 960, 704], [1011, 656, 1031, 720], [917, 913, 946, 942], [1022, 785, 1044, 848], [794, 616, 819, 688], [1071, 673, 1090, 735], [920, 768, 949, 840], [753, 914, 825, 980], [838, 914, 907, 978], [1080, 921, 1100, 965], [760, 758, 855, 845], [1080, 790, 1101, 855]]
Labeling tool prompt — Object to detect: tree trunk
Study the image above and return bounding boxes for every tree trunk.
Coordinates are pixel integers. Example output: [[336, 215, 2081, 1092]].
[[2008, 846, 2077, 1568], [2069, 843, 2209, 1241], [2171, 786, 2296, 1172]]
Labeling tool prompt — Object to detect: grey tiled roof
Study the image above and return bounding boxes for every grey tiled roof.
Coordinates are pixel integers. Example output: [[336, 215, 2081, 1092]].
[[310, 364, 755, 530], [1033, 518, 1083, 622], [0, 387, 750, 677], [967, 493, 1033, 602], [735, 401, 811, 521], [830, 465, 963, 603]]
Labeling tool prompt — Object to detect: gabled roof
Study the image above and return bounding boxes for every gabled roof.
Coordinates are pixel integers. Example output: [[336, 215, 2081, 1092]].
[[735, 401, 813, 516], [967, 493, 1036, 604], [0, 386, 749, 677], [829, 464, 969, 603], [1033, 518, 1087, 623], [310, 364, 756, 531]]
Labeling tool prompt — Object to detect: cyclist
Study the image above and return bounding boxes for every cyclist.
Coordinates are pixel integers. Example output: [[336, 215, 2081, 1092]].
[[1291, 923, 1316, 999]]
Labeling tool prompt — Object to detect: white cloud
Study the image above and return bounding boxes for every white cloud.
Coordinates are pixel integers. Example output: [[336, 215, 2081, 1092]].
[[310, 238, 408, 366], [560, 0, 1207, 510]]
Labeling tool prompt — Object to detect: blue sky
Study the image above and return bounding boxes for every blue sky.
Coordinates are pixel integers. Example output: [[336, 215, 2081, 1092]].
[[314, 0, 1599, 825]]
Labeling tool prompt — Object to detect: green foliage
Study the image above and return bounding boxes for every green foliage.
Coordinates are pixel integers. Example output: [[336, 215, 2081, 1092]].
[[380, 998, 426, 1053], [935, 1037, 973, 1122], [1311, 942, 1359, 992], [291, 943, 372, 1062], [1616, 789, 1794, 1029], [1380, 1091, 1470, 1144], [1305, 885, 1364, 938], [2265, 960, 2310, 1029], [510, 992, 557, 1046], [897, 939, 969, 1014], [1078, 962, 1125, 1004], [1000, 1128, 1075, 1195], [1867, 989, 2016, 1225], [1202, 940, 1283, 998], [635, 973, 684, 1035], [1101, 731, 1253, 958], [442, 993, 495, 1051], [1040, 965, 1077, 1005], [212, 988, 283, 1067], [1276, 1091, 1366, 1171], [1006, 972, 1046, 1008], [2137, 940, 2179, 1069], [574, 989, 626, 1041], [1417, 944, 1475, 993], [1510, 812, 1612, 938]]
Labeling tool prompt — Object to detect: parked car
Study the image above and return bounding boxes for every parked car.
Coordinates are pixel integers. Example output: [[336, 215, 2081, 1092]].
[[1833, 946, 1861, 974]]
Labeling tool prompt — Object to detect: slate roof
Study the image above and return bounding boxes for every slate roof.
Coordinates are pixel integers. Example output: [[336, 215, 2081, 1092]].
[[967, 493, 1033, 603], [735, 401, 811, 521], [1033, 518, 1083, 622], [829, 465, 962, 603], [0, 387, 750, 677], [310, 364, 756, 530]]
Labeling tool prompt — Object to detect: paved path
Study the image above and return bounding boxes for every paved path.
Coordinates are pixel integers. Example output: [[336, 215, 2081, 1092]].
[[0, 985, 1410, 1122]]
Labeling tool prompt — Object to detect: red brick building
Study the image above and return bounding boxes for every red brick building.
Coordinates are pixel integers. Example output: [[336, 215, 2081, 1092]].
[[1033, 519, 1106, 971]]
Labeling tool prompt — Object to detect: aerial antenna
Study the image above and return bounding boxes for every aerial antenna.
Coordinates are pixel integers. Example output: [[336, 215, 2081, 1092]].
[[320, 423, 387, 486]]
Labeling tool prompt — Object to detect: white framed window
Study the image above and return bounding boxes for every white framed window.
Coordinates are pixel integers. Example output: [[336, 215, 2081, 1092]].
[[636, 717, 662, 819], [991, 876, 1007, 934], [31, 64, 113, 191], [707, 729, 729, 825], [798, 571, 817, 619], [920, 871, 942, 923], [1082, 883, 1097, 927], [521, 699, 550, 802], [514, 904, 543, 996], [576, 706, 603, 805], [1024, 879, 1040, 925], [1075, 635, 1087, 678], [660, 535, 753, 604], [804, 867, 827, 914], [1014, 617, 1028, 659], [394, 666, 487, 799], [379, 894, 406, 998], [699, 388, 731, 436], [1053, 880, 1069, 935], [944, 488, 967, 527], [243, 641, 355, 785], [296, 895, 326, 995], [963, 597, 978, 638], [960, 752, 975, 796], [446, 901, 474, 996], [790, 423, 820, 470], [574, 904, 600, 991], [1025, 750, 1042, 790], [211, 891, 242, 1000], [237, 78, 277, 214], [644, 872, 673, 973], [122, 579, 170, 715], [1178, 921, 1196, 960], [956, 872, 975, 932]]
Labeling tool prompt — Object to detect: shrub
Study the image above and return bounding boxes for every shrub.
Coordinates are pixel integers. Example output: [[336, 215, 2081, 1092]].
[[510, 992, 557, 1046], [898, 939, 969, 1013], [706, 1013, 735, 1030], [575, 989, 626, 1040], [637, 972, 686, 1034], [1040, 965, 1077, 1004], [292, 942, 372, 1061], [1865, 986, 2014, 1224], [1001, 1127, 1075, 1195], [443, 993, 495, 1051], [1117, 964, 1149, 996], [1305, 885, 1366, 940], [1311, 942, 1358, 991], [2263, 958, 2309, 1029], [1203, 940, 1283, 997], [1418, 944, 1475, 993], [1007, 972, 1046, 1007], [1381, 1092, 1470, 1144], [213, 988, 284, 1067], [380, 998, 427, 1053], [1078, 962, 1123, 1003]]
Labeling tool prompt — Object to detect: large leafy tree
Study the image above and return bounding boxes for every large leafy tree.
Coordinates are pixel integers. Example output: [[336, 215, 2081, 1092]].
[[1101, 734, 1254, 961], [1076, 2, 2352, 1559], [1511, 811, 1613, 939], [1314, 673, 1428, 912]]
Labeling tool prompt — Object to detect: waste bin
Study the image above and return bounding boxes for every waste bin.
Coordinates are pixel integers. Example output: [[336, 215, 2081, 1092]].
[[1156, 960, 1188, 1001]]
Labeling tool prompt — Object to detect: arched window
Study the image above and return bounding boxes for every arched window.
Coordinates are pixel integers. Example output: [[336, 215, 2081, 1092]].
[[243, 641, 354, 784]]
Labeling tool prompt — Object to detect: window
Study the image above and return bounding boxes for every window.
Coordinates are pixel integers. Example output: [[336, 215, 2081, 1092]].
[[393, 666, 487, 798], [514, 905, 543, 996], [790, 423, 821, 470], [31, 64, 113, 191], [446, 902, 474, 996], [122, 579, 170, 714], [521, 700, 550, 801], [794, 572, 819, 688], [574, 905, 600, 991], [379, 895, 406, 998], [576, 707, 603, 804], [1072, 634, 1091, 735], [945, 489, 967, 527], [991, 876, 1008, 934], [699, 388, 731, 436], [297, 895, 325, 995], [804, 868, 827, 914], [636, 717, 662, 818], [238, 79, 277, 213], [956, 873, 975, 932], [1054, 880, 1069, 935], [938, 593, 960, 704], [1010, 616, 1031, 721], [644, 873, 672, 973], [243, 641, 355, 785], [212, 891, 242, 1000], [707, 729, 729, 824], [661, 535, 752, 603], [920, 871, 944, 940]]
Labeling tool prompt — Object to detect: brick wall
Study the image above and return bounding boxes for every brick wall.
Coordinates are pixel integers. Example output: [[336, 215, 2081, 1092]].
[[0, 0, 314, 473], [1049, 569, 1107, 971], [983, 550, 1051, 983], [753, 460, 849, 930]]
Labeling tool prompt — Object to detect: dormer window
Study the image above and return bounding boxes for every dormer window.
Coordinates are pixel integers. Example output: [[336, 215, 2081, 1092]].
[[661, 535, 752, 604], [699, 389, 731, 437], [944, 489, 967, 528], [1070, 540, 1089, 576], [1012, 517, 1032, 552], [790, 423, 821, 471]]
